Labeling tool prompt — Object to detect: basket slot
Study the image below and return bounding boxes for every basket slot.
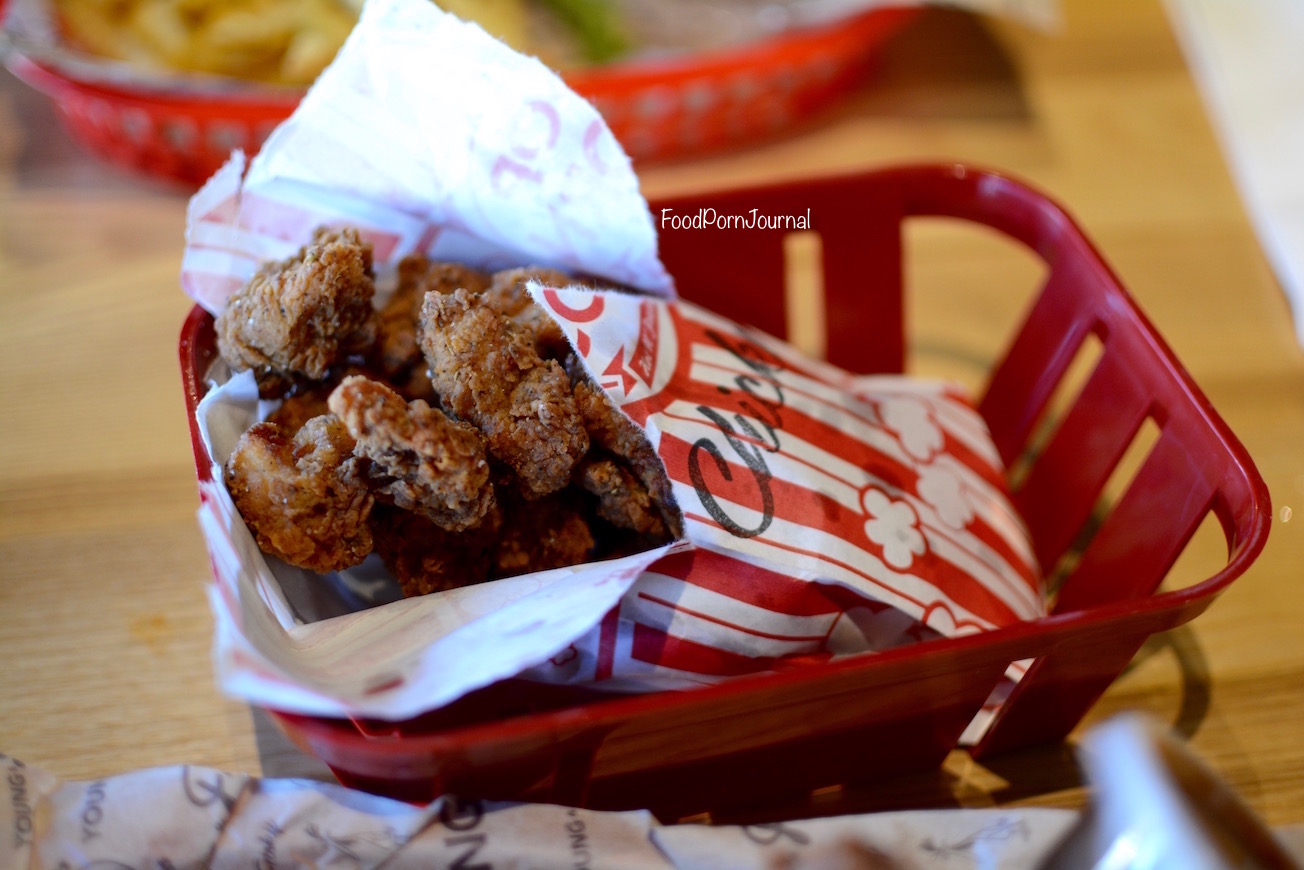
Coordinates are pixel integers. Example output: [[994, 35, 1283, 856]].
[[1014, 346, 1153, 574], [1053, 427, 1217, 613], [782, 231, 828, 360], [975, 273, 1253, 758], [657, 175, 906, 376], [972, 392, 1256, 758], [977, 430, 1218, 756], [818, 209, 905, 374], [1133, 384, 1265, 574], [979, 269, 1098, 467]]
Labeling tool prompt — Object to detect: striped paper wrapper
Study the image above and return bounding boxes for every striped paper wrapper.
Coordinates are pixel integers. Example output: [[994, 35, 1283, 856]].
[[518, 286, 1041, 693]]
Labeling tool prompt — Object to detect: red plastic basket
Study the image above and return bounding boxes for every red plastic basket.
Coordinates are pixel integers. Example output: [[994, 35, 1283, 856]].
[[179, 164, 1270, 820], [7, 7, 918, 186]]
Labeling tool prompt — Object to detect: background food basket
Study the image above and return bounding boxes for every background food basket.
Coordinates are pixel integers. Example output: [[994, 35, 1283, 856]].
[[5, 6, 918, 185], [179, 163, 1270, 820]]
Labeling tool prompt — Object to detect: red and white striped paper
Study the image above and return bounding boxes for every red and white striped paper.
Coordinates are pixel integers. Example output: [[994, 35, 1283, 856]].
[[521, 287, 1041, 692]]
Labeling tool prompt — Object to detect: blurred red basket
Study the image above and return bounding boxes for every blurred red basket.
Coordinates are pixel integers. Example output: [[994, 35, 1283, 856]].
[[5, 54, 300, 185], [179, 164, 1270, 820], [5, 6, 918, 186]]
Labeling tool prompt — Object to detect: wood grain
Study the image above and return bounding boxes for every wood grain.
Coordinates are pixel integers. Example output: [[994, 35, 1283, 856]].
[[2, 0, 1301, 828]]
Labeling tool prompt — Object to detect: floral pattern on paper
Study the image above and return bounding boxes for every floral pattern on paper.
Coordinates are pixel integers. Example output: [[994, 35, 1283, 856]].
[[862, 488, 927, 569], [917, 462, 973, 529], [881, 396, 944, 460]]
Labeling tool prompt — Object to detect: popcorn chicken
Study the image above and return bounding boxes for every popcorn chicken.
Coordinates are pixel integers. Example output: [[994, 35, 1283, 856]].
[[327, 375, 495, 532], [216, 227, 377, 389], [224, 416, 374, 573], [419, 287, 589, 499], [219, 228, 675, 599]]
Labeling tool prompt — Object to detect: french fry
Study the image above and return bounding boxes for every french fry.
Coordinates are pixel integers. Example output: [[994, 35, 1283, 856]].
[[127, 0, 194, 68], [57, 0, 160, 68], [279, 4, 353, 84]]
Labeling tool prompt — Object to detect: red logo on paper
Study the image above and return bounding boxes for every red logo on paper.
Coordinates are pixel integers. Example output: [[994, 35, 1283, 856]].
[[543, 289, 604, 323], [598, 302, 660, 396], [602, 346, 638, 395], [628, 300, 659, 385]]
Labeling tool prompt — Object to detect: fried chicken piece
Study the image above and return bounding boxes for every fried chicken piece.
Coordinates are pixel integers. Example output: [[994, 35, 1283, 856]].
[[304, 226, 375, 274], [419, 288, 589, 498], [250, 226, 375, 278], [216, 227, 378, 387], [493, 491, 596, 578], [369, 504, 498, 597], [567, 357, 681, 537], [224, 416, 374, 573], [327, 375, 495, 532], [264, 365, 375, 433], [577, 455, 669, 539], [484, 266, 583, 360], [377, 255, 491, 377]]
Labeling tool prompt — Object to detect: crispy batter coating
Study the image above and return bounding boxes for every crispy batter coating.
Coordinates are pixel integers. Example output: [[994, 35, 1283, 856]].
[[224, 416, 374, 573], [568, 357, 681, 537], [327, 375, 495, 532], [221, 234, 676, 588], [377, 255, 491, 377], [483, 266, 578, 360], [577, 455, 669, 539], [419, 288, 589, 498], [370, 504, 498, 597], [253, 226, 375, 277], [216, 227, 377, 386], [493, 491, 595, 578]]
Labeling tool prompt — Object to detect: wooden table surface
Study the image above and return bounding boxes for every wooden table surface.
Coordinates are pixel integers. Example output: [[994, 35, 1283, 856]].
[[3, 0, 1303, 829]]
